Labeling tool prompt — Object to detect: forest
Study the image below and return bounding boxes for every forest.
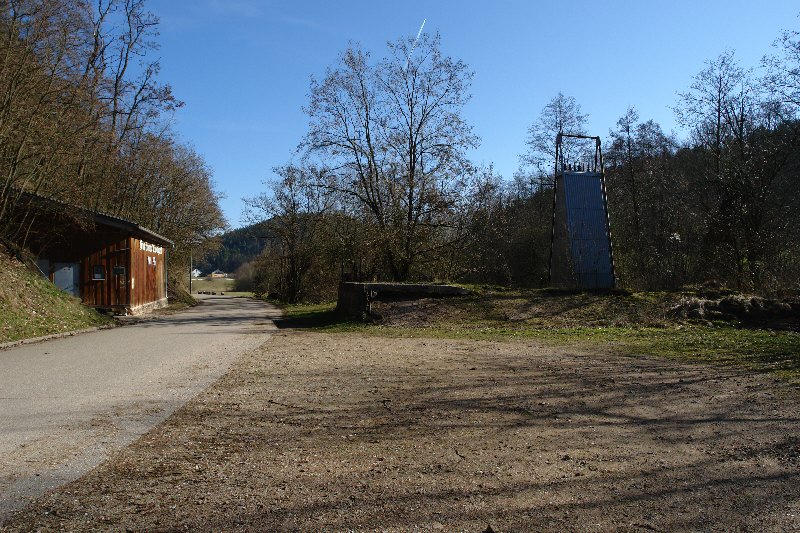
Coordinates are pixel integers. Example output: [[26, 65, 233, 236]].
[[243, 31, 800, 302], [0, 0, 225, 289], [2, 1, 798, 304]]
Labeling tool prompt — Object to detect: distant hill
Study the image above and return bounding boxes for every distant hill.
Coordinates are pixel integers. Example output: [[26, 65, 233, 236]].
[[195, 224, 267, 275]]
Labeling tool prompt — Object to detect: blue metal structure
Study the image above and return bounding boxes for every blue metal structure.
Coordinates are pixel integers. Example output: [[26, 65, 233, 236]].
[[549, 134, 616, 289]]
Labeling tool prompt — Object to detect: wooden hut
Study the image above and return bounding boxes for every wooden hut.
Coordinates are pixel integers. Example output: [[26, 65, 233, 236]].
[[18, 193, 174, 315]]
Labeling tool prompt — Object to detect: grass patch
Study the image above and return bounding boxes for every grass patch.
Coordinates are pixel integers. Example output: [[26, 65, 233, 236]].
[[190, 278, 253, 297], [191, 278, 237, 293], [609, 327, 800, 380], [192, 278, 253, 298], [0, 252, 112, 343], [275, 302, 364, 331], [278, 299, 800, 382]]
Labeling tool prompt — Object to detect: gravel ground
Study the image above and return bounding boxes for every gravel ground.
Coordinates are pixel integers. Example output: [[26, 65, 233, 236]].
[[2, 331, 799, 532], [0, 296, 276, 520]]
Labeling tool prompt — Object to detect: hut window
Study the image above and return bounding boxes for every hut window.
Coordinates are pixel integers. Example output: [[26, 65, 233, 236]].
[[92, 265, 106, 280]]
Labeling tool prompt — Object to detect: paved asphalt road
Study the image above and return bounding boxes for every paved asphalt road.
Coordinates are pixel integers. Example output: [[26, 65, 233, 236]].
[[0, 295, 278, 520]]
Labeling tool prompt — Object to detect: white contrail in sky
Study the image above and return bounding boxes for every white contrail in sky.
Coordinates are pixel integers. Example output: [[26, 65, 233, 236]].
[[414, 18, 426, 42], [406, 18, 427, 70]]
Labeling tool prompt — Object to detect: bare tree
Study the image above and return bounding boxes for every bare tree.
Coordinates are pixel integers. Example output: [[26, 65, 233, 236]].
[[520, 92, 588, 188], [0, 0, 224, 292], [675, 49, 800, 289], [606, 111, 685, 288], [0, 0, 97, 243], [244, 164, 334, 302], [302, 33, 478, 281], [764, 27, 800, 112]]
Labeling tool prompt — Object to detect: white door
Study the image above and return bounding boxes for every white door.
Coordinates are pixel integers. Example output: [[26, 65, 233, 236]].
[[54, 263, 80, 296]]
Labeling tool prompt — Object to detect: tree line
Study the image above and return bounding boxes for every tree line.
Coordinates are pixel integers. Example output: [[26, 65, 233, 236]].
[[0, 0, 225, 287], [244, 27, 800, 302]]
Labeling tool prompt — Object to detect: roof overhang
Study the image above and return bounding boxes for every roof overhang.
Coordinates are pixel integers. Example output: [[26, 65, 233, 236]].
[[10, 189, 175, 248], [94, 213, 174, 247]]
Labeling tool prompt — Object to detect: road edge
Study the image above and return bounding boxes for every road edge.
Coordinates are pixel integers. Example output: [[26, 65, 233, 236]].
[[0, 325, 115, 351]]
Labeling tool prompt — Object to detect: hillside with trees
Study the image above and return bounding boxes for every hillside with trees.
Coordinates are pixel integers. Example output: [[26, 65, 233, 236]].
[[0, 0, 225, 288], [243, 29, 800, 302], [3, 1, 798, 306], [194, 224, 267, 275]]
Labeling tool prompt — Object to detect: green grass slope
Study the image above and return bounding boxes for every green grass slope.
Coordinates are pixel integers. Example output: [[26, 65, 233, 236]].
[[0, 251, 111, 344], [190, 277, 252, 297], [277, 290, 800, 382]]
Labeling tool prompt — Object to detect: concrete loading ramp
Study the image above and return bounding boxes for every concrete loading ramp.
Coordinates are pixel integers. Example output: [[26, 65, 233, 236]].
[[337, 282, 471, 318]]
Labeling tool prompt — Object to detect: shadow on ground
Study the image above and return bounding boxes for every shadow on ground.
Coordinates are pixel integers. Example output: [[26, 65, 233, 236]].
[[273, 309, 351, 330], [3, 332, 798, 531]]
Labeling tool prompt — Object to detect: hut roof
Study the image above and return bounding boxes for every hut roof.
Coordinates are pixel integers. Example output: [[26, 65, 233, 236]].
[[12, 190, 174, 247]]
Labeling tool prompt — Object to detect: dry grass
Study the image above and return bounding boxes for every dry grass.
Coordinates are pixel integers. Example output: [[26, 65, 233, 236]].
[[280, 291, 800, 381], [191, 277, 236, 293], [0, 251, 110, 343]]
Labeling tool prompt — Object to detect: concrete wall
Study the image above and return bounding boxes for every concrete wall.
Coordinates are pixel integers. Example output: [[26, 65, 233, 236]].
[[337, 282, 470, 318]]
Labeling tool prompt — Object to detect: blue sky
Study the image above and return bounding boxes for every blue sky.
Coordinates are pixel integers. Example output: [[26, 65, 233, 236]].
[[148, 0, 799, 228]]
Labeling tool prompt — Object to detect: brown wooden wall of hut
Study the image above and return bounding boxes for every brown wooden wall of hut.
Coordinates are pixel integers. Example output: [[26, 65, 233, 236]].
[[130, 237, 167, 307], [80, 236, 130, 308]]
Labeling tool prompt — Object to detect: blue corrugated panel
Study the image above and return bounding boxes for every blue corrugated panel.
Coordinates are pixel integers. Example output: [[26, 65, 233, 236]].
[[562, 172, 613, 288]]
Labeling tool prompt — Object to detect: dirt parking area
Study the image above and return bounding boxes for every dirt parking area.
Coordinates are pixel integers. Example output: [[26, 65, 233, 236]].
[[3, 331, 799, 531]]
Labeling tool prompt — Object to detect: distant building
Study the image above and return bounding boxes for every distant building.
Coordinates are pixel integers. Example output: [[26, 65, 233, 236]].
[[191, 268, 202, 279], [210, 269, 227, 278]]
